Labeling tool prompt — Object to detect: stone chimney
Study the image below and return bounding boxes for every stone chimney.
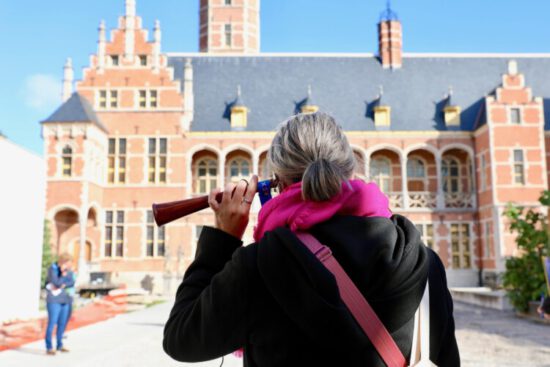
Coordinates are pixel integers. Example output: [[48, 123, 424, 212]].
[[378, 2, 402, 69]]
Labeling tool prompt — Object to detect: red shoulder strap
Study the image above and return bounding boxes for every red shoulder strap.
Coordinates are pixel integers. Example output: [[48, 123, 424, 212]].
[[295, 232, 407, 367]]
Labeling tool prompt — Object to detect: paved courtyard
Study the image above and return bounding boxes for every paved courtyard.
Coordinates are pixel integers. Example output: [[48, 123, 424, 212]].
[[0, 300, 549, 366]]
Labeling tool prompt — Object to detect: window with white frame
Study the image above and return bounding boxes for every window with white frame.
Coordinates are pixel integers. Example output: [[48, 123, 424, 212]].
[[146, 210, 165, 257], [224, 24, 232, 47], [105, 210, 124, 257], [450, 223, 471, 268], [98, 90, 118, 109], [407, 157, 425, 191], [195, 158, 218, 194], [510, 108, 521, 124], [415, 223, 434, 249], [227, 157, 251, 184], [61, 145, 73, 177], [370, 158, 391, 193], [148, 138, 167, 184], [513, 149, 525, 185], [442, 158, 460, 193], [139, 55, 148, 66], [138, 90, 158, 109], [108, 138, 126, 184], [110, 55, 119, 66]]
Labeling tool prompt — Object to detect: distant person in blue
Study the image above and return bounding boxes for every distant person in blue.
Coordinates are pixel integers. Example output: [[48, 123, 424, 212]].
[[44, 253, 75, 355], [538, 297, 550, 320]]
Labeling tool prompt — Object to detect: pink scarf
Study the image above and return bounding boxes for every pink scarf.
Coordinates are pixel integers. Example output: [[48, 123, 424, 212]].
[[233, 180, 391, 358], [253, 179, 392, 242]]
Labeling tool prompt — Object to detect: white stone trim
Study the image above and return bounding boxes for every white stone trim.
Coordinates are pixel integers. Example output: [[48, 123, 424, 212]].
[[47, 204, 81, 221], [365, 144, 404, 160]]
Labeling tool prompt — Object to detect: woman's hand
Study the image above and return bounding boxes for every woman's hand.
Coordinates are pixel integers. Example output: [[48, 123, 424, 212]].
[[208, 175, 258, 240]]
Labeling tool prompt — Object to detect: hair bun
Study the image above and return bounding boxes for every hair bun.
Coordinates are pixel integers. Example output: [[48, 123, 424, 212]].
[[302, 158, 343, 201]]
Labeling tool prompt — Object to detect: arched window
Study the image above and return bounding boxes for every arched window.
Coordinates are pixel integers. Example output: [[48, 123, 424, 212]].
[[62, 146, 72, 177], [196, 159, 218, 194], [227, 157, 250, 184], [370, 158, 391, 193], [407, 158, 425, 191], [442, 158, 460, 193]]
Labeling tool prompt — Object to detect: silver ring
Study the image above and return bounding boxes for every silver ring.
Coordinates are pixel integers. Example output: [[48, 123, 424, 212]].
[[242, 198, 253, 205]]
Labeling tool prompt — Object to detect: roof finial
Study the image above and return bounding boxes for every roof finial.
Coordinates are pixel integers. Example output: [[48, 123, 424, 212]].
[[448, 85, 453, 97], [380, 0, 398, 21], [234, 85, 245, 107], [508, 60, 518, 75], [379, 85, 384, 97], [126, 0, 136, 18]]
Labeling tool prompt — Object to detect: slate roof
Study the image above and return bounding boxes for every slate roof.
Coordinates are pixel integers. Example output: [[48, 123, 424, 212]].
[[42, 93, 108, 132], [168, 55, 550, 132]]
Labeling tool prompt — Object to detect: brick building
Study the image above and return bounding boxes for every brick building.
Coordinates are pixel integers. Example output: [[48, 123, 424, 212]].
[[41, 0, 549, 294]]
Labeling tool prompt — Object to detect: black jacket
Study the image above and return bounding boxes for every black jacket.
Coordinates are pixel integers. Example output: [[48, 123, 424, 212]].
[[163, 214, 460, 366]]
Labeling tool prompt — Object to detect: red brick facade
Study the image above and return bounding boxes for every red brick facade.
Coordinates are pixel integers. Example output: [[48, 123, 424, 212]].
[[41, 1, 549, 293]]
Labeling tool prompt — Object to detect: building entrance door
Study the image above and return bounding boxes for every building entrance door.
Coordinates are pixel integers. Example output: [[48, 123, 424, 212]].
[[72, 240, 92, 271]]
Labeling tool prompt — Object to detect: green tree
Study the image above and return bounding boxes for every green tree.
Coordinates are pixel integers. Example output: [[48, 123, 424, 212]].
[[41, 219, 54, 286], [502, 191, 550, 312]]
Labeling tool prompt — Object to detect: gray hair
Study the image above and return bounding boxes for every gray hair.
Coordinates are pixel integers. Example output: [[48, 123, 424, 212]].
[[268, 112, 356, 201]]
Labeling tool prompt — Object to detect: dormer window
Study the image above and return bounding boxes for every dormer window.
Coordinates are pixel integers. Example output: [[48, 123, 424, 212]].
[[373, 86, 390, 126], [510, 108, 521, 124], [373, 105, 391, 126], [301, 86, 319, 114], [443, 88, 461, 126], [139, 55, 148, 66], [110, 55, 119, 66], [231, 105, 248, 130], [444, 106, 461, 126], [230, 86, 248, 130]]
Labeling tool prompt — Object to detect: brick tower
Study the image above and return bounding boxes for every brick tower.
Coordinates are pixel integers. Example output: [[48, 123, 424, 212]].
[[199, 0, 260, 54]]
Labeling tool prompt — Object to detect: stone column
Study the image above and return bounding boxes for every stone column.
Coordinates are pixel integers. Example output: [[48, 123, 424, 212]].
[[436, 154, 445, 209], [400, 154, 409, 209]]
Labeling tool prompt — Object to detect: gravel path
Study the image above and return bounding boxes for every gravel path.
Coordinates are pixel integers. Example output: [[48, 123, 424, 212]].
[[0, 299, 548, 366], [454, 301, 550, 367]]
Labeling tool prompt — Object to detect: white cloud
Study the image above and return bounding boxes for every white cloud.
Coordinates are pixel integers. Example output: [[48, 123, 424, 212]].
[[21, 74, 62, 112]]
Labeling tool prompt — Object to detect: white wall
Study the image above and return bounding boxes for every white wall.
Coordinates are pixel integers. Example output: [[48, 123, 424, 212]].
[[0, 137, 45, 321]]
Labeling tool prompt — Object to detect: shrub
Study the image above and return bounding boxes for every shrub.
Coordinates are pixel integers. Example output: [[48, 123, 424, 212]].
[[502, 191, 550, 312], [41, 219, 54, 287]]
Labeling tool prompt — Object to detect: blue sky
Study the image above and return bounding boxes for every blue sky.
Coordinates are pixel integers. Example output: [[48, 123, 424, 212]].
[[2, 0, 550, 155]]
